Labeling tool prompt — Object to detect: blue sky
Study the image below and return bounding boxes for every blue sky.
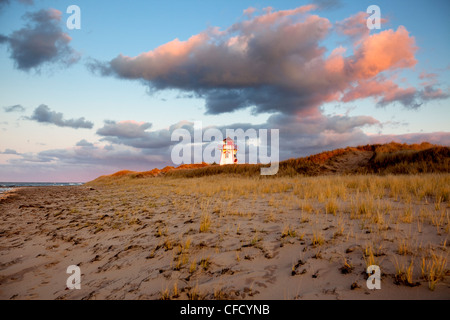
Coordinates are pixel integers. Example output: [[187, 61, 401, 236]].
[[0, 0, 449, 181]]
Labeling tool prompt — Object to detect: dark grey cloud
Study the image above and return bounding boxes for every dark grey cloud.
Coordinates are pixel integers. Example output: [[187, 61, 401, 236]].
[[97, 120, 172, 149], [377, 88, 421, 109], [29, 104, 94, 129], [76, 139, 94, 147], [376, 84, 449, 109], [1, 148, 19, 155], [255, 113, 377, 159], [104, 144, 114, 151], [3, 104, 25, 112], [419, 85, 450, 102], [97, 120, 152, 138], [0, 8, 80, 71]]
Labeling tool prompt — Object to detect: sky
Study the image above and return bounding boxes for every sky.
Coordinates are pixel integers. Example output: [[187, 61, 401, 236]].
[[0, 0, 449, 182]]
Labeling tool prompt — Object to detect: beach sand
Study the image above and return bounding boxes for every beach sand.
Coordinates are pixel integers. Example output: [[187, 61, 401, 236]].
[[0, 175, 449, 300]]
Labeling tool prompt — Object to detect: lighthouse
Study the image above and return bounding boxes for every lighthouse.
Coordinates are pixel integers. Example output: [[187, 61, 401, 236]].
[[219, 137, 237, 165]]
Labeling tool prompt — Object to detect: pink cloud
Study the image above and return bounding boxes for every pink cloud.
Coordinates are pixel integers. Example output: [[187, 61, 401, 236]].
[[419, 71, 438, 80], [91, 7, 446, 115], [325, 47, 346, 73], [342, 78, 419, 108], [336, 12, 369, 39], [243, 7, 257, 17], [350, 26, 417, 79], [342, 79, 399, 102], [336, 11, 388, 42]]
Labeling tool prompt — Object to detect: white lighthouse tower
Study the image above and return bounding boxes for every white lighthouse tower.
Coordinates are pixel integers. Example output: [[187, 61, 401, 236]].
[[219, 137, 237, 165]]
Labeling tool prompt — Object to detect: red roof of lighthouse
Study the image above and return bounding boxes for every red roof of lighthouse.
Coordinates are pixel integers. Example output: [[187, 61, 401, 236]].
[[223, 137, 234, 145]]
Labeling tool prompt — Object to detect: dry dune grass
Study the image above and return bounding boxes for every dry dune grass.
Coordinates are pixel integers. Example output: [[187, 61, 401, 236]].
[[43, 172, 446, 299]]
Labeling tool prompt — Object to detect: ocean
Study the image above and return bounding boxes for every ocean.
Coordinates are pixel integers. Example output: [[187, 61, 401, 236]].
[[0, 182, 84, 194]]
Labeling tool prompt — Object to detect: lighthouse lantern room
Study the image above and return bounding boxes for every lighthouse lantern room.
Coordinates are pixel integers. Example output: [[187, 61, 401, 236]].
[[219, 137, 237, 165]]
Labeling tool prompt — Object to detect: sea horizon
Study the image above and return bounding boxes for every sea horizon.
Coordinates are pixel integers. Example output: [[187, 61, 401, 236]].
[[0, 182, 84, 193]]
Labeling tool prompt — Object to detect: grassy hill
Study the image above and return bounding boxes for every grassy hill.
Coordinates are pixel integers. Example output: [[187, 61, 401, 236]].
[[88, 142, 449, 183]]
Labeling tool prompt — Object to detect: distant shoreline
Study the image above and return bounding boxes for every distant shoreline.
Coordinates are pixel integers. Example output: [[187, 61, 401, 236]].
[[0, 182, 84, 188], [0, 183, 84, 197]]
